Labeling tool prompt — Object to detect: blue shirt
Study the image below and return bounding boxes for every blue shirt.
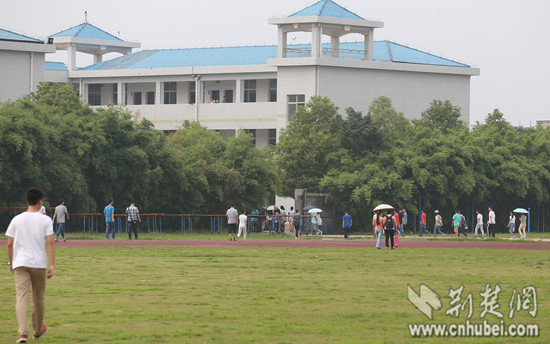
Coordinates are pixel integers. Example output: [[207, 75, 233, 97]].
[[342, 214, 352, 228], [403, 212, 408, 225], [104, 205, 115, 223], [452, 213, 461, 226]]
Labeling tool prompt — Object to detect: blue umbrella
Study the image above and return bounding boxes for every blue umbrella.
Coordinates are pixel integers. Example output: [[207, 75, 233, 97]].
[[513, 208, 529, 214]]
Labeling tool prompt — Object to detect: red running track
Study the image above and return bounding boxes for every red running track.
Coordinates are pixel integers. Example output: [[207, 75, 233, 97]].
[[54, 239, 550, 250]]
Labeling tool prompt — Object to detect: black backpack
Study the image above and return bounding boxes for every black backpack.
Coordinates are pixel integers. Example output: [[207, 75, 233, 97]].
[[385, 215, 394, 229]]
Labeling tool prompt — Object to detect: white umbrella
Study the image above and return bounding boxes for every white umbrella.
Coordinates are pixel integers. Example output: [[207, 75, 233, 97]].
[[373, 204, 394, 212], [513, 208, 529, 214], [266, 205, 279, 211], [308, 208, 323, 214]]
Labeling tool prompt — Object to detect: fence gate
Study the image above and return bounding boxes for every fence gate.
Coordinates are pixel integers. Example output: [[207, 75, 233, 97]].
[[294, 189, 336, 234]]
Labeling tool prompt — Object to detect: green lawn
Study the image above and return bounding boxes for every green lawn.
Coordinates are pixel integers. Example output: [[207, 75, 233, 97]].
[[0, 245, 547, 343], [46, 229, 550, 241]]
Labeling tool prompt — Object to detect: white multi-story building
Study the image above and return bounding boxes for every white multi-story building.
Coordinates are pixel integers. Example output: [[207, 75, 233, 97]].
[[0, 28, 55, 102], [4, 0, 479, 148]]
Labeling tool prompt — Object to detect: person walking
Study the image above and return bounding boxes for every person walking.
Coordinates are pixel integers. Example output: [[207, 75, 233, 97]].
[[518, 213, 527, 240], [392, 209, 400, 238], [342, 211, 352, 239], [314, 213, 323, 235], [226, 204, 238, 241], [433, 210, 445, 237], [6, 187, 55, 343], [237, 210, 248, 240], [452, 210, 461, 237], [104, 200, 115, 240], [402, 208, 409, 236], [397, 209, 405, 237], [293, 210, 301, 240], [507, 211, 516, 239], [419, 210, 430, 237], [474, 209, 485, 237], [487, 207, 496, 238], [52, 199, 69, 242], [373, 211, 384, 249], [384, 211, 396, 249], [458, 211, 469, 237], [125, 201, 141, 240]]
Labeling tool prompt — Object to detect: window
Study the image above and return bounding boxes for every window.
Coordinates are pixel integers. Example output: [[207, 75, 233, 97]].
[[189, 81, 195, 104], [269, 79, 277, 102], [147, 91, 155, 105], [245, 129, 256, 145], [210, 90, 220, 103], [133, 92, 142, 105], [112, 84, 117, 104], [287, 94, 306, 121], [164, 82, 177, 104], [244, 80, 256, 103], [223, 90, 233, 103], [269, 129, 277, 146], [88, 84, 101, 106]]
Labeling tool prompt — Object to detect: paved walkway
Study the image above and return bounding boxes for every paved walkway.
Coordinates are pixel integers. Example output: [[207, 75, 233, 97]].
[[54, 238, 550, 250]]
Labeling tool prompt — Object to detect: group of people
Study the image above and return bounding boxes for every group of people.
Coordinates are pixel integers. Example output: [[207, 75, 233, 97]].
[[226, 204, 328, 240], [102, 200, 142, 240], [225, 204, 249, 241], [371, 209, 408, 249], [369, 206, 529, 249]]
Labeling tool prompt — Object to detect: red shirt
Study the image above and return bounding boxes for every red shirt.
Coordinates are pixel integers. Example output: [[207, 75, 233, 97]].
[[421, 213, 427, 225], [393, 213, 400, 226]]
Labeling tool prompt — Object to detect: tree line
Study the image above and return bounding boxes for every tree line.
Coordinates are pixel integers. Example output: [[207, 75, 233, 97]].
[[1, 83, 549, 231], [0, 83, 275, 225], [276, 96, 550, 230]]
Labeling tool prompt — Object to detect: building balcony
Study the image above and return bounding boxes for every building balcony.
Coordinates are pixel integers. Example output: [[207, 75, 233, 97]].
[[285, 47, 367, 60], [95, 102, 279, 131]]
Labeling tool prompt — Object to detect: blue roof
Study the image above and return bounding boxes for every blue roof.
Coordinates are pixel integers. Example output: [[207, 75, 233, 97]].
[[80, 45, 280, 70], [79, 41, 468, 71], [49, 22, 123, 41], [374, 41, 468, 67], [0, 27, 43, 43], [45, 61, 68, 71], [289, 0, 364, 20]]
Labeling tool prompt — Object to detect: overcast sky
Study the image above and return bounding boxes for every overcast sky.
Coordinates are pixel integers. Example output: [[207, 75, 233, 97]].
[[2, 0, 549, 126]]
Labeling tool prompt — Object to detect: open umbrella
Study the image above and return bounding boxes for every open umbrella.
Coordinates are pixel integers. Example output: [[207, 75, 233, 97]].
[[513, 208, 529, 214], [302, 205, 316, 211], [266, 205, 279, 211], [373, 204, 394, 212], [308, 208, 323, 214]]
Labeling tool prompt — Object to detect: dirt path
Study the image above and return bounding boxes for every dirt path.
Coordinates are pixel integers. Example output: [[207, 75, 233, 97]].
[[55, 238, 550, 250]]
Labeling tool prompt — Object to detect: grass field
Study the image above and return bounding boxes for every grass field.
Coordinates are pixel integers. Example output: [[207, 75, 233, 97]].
[[40, 229, 550, 241], [0, 241, 548, 343]]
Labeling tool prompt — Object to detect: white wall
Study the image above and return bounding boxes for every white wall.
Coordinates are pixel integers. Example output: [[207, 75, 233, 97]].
[[0, 50, 45, 102], [44, 69, 69, 83], [318, 66, 472, 121], [275, 66, 316, 128]]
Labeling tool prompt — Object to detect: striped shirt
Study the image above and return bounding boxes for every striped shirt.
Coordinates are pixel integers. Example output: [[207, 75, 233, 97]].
[[126, 205, 139, 221]]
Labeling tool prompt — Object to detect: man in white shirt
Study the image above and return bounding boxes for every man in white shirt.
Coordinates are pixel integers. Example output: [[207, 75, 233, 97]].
[[226, 204, 238, 241], [488, 207, 496, 238], [474, 209, 485, 237], [237, 211, 248, 240], [6, 187, 55, 343]]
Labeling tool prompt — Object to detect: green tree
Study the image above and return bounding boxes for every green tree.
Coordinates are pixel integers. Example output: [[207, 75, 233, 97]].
[[340, 107, 383, 159], [276, 96, 344, 196], [368, 96, 410, 146], [416, 99, 465, 134]]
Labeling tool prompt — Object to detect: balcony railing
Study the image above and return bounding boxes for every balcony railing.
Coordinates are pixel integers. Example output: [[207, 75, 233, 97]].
[[285, 47, 366, 60]]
